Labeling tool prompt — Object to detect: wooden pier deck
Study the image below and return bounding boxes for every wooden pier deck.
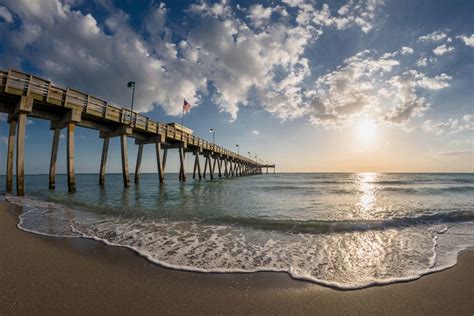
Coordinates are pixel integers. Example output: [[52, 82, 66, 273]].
[[0, 69, 275, 196]]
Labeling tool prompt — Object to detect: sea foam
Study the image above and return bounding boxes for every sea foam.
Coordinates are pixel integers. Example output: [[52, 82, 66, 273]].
[[6, 195, 474, 290]]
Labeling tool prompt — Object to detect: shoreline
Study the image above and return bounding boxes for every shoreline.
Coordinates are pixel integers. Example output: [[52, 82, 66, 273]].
[[1, 201, 474, 314]]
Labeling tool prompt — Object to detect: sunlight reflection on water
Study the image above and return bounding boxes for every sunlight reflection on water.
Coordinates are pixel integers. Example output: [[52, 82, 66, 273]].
[[356, 172, 377, 219]]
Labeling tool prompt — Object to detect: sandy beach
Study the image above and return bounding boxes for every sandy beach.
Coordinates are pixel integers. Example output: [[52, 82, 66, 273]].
[[1, 201, 473, 315]]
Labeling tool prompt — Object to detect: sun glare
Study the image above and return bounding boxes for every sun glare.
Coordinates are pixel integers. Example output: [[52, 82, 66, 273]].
[[355, 117, 377, 145]]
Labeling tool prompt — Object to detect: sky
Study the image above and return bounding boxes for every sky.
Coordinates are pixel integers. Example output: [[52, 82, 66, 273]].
[[0, 0, 473, 174]]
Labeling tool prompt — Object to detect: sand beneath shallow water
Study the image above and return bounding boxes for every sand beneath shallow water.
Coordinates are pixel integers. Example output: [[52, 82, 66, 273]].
[[1, 201, 473, 315]]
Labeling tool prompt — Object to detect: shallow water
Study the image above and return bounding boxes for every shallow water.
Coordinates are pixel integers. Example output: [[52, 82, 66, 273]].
[[3, 173, 474, 289]]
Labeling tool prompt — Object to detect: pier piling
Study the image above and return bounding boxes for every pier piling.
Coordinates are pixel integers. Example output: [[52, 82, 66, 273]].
[[155, 142, 165, 183], [120, 134, 130, 187], [99, 137, 109, 185], [135, 144, 143, 184], [48, 127, 60, 189], [67, 122, 76, 193], [6, 119, 16, 193]]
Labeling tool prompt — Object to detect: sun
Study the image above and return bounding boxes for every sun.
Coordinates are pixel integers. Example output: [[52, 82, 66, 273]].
[[355, 117, 377, 145]]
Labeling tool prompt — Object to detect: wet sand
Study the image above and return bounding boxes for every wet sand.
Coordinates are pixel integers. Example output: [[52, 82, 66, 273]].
[[1, 201, 473, 315]]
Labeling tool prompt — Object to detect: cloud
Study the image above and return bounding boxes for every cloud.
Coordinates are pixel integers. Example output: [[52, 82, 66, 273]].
[[3, 0, 350, 121], [251, 130, 260, 135], [248, 4, 272, 26], [0, 5, 13, 23], [423, 114, 474, 135], [418, 30, 447, 42], [456, 34, 474, 47], [438, 150, 472, 157], [304, 46, 453, 128], [400, 46, 413, 55], [0, 0, 458, 133], [416, 56, 427, 67], [144, 3, 167, 37], [384, 70, 452, 124], [433, 44, 455, 56], [295, 1, 384, 33], [1, 136, 8, 144], [306, 50, 399, 127]]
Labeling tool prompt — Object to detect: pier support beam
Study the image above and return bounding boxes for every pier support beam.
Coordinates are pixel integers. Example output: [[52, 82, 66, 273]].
[[6, 119, 17, 193], [193, 153, 202, 180], [66, 122, 76, 193], [134, 144, 143, 184], [208, 156, 214, 180], [99, 137, 109, 185], [217, 157, 222, 178], [48, 127, 60, 189], [155, 142, 165, 183], [120, 134, 130, 187], [203, 155, 208, 179], [212, 156, 218, 178], [162, 148, 168, 171], [224, 159, 228, 177], [178, 146, 186, 181], [16, 113, 27, 196]]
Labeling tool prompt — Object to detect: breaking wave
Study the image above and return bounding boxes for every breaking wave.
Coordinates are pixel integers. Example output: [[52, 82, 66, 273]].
[[6, 195, 474, 290]]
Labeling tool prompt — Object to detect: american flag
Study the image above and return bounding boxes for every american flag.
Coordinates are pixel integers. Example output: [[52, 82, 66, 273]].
[[183, 99, 191, 113]]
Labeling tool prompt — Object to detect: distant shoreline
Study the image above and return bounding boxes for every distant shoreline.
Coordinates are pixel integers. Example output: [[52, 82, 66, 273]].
[[1, 200, 473, 314]]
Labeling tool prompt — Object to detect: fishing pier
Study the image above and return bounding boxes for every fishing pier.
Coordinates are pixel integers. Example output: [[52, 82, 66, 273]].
[[0, 69, 275, 196]]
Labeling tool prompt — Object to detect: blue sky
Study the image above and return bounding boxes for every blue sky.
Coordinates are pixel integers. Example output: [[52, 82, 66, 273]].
[[0, 0, 473, 173]]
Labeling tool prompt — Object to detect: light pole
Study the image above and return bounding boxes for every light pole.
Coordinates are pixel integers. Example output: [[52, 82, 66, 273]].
[[209, 128, 215, 146], [235, 144, 239, 155], [127, 81, 136, 126]]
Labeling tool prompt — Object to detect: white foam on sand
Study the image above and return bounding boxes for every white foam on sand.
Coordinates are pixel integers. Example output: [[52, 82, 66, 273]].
[[6, 195, 474, 290]]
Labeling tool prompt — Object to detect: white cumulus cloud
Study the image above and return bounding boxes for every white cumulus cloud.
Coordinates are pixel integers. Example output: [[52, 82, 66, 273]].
[[433, 44, 455, 56], [418, 30, 447, 42], [0, 5, 13, 23], [400, 46, 414, 55], [456, 34, 474, 47]]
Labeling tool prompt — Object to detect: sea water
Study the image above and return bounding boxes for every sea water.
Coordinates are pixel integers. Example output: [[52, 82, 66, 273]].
[[3, 173, 474, 289]]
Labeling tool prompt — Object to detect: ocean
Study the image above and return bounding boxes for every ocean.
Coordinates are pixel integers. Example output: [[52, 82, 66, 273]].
[[3, 172, 474, 289]]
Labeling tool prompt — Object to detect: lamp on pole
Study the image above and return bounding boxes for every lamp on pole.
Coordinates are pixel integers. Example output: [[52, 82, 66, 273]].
[[127, 81, 136, 126], [209, 128, 215, 145], [235, 144, 239, 155]]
